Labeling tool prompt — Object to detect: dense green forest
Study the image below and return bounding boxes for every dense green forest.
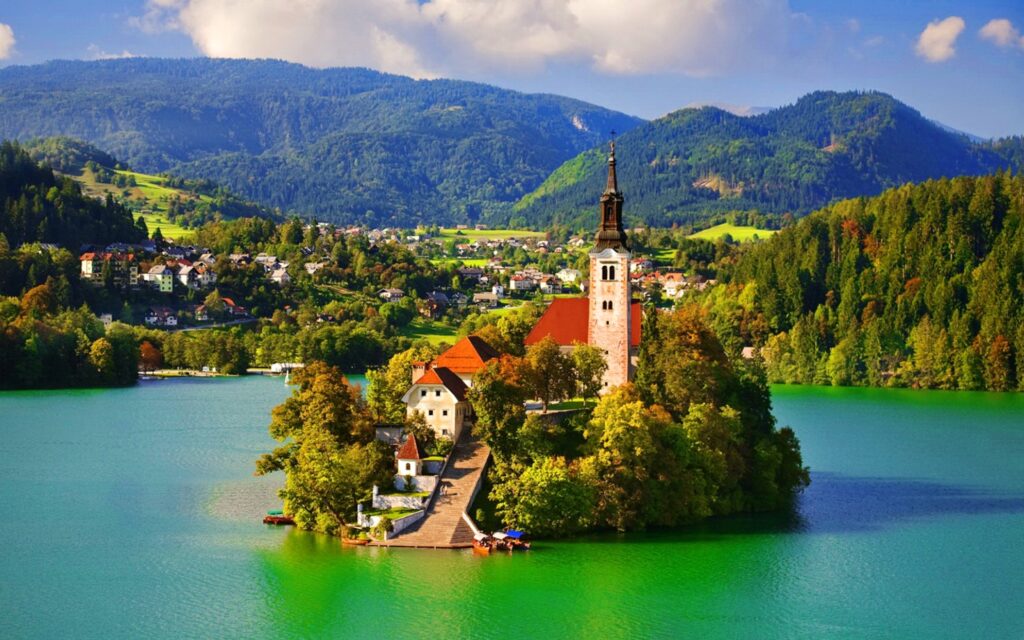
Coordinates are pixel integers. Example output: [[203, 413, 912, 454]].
[[700, 172, 1024, 391], [515, 92, 1024, 229], [0, 58, 641, 227], [0, 141, 145, 247]]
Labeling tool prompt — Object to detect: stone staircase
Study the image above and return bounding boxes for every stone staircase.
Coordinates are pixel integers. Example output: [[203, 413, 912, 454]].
[[375, 432, 490, 548]]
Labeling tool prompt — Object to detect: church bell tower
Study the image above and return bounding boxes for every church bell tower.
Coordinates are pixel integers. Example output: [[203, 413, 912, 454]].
[[588, 142, 632, 390]]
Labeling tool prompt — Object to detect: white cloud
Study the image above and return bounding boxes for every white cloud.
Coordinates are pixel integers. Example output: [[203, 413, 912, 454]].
[[135, 0, 800, 78], [979, 18, 1024, 50], [87, 44, 139, 60], [0, 23, 15, 60], [915, 16, 965, 63]]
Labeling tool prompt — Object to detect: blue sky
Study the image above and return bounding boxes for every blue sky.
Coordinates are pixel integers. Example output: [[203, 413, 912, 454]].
[[1, 0, 1022, 138]]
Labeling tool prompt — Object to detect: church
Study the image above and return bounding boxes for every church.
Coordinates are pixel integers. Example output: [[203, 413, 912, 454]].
[[401, 143, 640, 444], [525, 142, 641, 391]]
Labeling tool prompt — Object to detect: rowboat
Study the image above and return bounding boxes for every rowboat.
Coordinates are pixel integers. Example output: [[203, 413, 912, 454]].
[[263, 510, 295, 525]]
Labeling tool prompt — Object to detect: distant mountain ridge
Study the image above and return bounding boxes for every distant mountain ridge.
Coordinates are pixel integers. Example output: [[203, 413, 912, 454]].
[[0, 58, 642, 227], [512, 91, 1023, 229]]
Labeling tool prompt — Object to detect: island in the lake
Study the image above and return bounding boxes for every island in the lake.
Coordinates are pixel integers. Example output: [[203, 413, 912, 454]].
[[256, 146, 809, 546]]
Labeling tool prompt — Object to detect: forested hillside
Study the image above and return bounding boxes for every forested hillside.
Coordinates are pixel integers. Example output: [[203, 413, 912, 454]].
[[0, 58, 642, 226], [700, 172, 1024, 391], [20, 136, 280, 236], [515, 92, 1024, 229], [0, 141, 144, 248]]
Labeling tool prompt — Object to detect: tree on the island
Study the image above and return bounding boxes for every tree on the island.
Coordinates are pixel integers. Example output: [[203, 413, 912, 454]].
[[257, 362, 391, 534], [135, 215, 149, 238], [633, 304, 662, 405], [523, 335, 575, 412], [467, 355, 529, 461], [365, 345, 439, 423], [490, 456, 596, 537], [282, 431, 391, 533], [151, 226, 164, 243], [571, 342, 607, 407], [139, 340, 163, 373]]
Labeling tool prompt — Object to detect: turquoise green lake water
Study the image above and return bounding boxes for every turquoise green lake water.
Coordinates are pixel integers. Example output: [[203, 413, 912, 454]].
[[1, 377, 1022, 639]]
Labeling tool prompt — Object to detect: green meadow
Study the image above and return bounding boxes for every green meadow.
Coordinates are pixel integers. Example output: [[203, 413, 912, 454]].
[[687, 222, 778, 242]]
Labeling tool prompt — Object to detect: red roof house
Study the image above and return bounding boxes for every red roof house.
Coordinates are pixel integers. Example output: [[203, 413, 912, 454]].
[[432, 335, 499, 375]]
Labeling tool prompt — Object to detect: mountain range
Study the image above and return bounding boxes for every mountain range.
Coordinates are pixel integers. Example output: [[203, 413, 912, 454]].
[[512, 91, 1023, 229], [0, 59, 1020, 229], [0, 58, 641, 227]]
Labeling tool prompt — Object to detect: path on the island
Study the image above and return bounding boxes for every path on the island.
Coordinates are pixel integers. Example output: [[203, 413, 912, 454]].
[[372, 432, 490, 549]]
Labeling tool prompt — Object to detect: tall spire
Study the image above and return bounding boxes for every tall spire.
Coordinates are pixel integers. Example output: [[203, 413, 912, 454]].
[[605, 141, 619, 193], [594, 140, 627, 251]]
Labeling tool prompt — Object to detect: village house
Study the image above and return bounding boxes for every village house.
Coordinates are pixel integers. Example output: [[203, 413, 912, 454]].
[[401, 366, 470, 441], [177, 265, 198, 289], [538, 275, 562, 294], [195, 263, 216, 287], [457, 266, 485, 282], [556, 268, 580, 284], [270, 267, 291, 286], [401, 335, 499, 440], [473, 292, 499, 308], [378, 288, 405, 301], [422, 291, 449, 319], [631, 257, 654, 273], [144, 264, 175, 293], [79, 252, 139, 287], [510, 274, 537, 292], [144, 307, 178, 327]]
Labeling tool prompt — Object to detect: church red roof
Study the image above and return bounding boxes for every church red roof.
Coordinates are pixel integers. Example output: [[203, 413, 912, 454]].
[[396, 434, 421, 460], [433, 335, 499, 374], [524, 298, 642, 347]]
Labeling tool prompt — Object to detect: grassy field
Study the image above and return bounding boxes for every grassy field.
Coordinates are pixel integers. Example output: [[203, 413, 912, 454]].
[[398, 318, 460, 346], [433, 228, 546, 241], [651, 247, 677, 265], [75, 168, 205, 241], [687, 223, 778, 242], [429, 257, 489, 267]]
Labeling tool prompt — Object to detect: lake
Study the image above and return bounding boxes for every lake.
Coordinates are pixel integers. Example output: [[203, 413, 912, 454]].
[[0, 377, 1022, 639]]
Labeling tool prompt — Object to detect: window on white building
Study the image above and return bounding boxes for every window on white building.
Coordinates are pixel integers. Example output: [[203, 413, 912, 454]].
[[420, 390, 426, 397], [428, 410, 434, 416], [443, 410, 448, 416], [435, 390, 441, 397]]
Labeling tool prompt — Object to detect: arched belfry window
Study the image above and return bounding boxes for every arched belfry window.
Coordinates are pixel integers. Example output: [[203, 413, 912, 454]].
[[608, 265, 616, 281], [601, 265, 608, 280]]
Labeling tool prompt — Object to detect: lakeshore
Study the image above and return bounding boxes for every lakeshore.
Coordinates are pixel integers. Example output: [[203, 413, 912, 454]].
[[1, 376, 1022, 638]]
